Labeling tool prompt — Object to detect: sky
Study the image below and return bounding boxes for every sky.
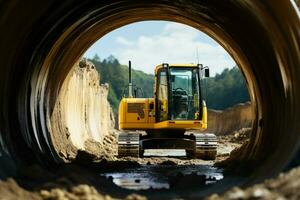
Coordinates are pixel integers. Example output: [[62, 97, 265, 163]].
[[84, 21, 236, 76]]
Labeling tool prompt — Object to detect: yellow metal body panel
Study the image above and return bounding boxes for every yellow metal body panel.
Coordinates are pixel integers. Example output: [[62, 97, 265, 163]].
[[119, 98, 155, 130], [202, 102, 208, 129], [154, 120, 206, 130], [119, 97, 207, 131]]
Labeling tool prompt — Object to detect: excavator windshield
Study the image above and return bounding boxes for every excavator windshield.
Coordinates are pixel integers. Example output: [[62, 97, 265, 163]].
[[169, 67, 201, 120], [156, 66, 202, 122]]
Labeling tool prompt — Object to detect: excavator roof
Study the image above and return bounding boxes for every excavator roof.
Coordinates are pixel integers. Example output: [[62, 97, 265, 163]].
[[154, 63, 200, 74]]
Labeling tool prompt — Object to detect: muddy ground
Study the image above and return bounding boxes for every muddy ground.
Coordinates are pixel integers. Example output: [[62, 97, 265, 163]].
[[3, 162, 300, 200], [2, 128, 300, 200], [206, 166, 300, 200]]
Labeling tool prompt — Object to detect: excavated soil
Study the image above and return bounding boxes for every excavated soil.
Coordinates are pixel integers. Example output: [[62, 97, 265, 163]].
[[1, 135, 300, 200], [2, 127, 300, 200], [0, 164, 146, 200], [207, 166, 300, 200], [0, 128, 247, 200]]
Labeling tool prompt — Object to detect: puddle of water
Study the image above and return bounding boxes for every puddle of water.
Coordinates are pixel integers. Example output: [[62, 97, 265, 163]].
[[101, 165, 223, 190]]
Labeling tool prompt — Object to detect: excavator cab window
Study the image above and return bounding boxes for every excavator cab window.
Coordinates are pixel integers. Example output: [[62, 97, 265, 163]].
[[156, 69, 169, 122], [156, 66, 201, 122], [169, 68, 201, 120]]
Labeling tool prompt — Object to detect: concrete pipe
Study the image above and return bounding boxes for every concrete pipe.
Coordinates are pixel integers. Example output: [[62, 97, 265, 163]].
[[0, 0, 299, 196]]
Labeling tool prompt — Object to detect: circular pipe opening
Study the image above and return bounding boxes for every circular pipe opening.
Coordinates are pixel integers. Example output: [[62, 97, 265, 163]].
[[0, 0, 299, 197]]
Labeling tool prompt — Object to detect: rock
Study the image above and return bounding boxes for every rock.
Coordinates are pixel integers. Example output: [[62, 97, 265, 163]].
[[159, 160, 177, 166], [71, 185, 97, 195], [225, 187, 246, 199], [251, 187, 271, 198], [125, 194, 147, 200], [207, 194, 221, 200]]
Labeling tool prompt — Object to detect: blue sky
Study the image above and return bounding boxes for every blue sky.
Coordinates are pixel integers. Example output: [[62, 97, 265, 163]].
[[84, 21, 236, 76]]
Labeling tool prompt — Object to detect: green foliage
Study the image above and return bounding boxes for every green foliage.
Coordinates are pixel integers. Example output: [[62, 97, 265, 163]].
[[88, 55, 154, 112], [203, 67, 250, 110], [89, 54, 249, 112]]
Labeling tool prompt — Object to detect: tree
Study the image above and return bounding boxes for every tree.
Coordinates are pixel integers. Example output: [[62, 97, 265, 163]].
[[88, 56, 154, 112], [93, 54, 100, 62], [205, 67, 249, 110]]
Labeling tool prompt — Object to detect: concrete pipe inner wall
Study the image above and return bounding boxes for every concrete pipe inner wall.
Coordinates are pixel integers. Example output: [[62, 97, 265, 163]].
[[0, 0, 299, 195]]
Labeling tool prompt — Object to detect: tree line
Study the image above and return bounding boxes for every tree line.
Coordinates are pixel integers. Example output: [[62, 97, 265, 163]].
[[88, 55, 249, 112]]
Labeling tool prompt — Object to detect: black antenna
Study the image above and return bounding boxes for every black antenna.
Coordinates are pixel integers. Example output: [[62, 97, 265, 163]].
[[128, 61, 133, 98], [204, 66, 208, 101]]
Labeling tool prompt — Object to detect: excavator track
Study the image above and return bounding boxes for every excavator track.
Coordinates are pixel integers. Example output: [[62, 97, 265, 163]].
[[118, 132, 140, 158], [195, 133, 218, 160]]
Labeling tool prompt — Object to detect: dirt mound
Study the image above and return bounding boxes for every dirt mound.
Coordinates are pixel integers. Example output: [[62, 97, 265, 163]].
[[115, 156, 213, 166], [207, 166, 300, 200], [218, 128, 251, 145], [39, 185, 110, 200], [230, 128, 251, 144], [0, 178, 41, 200], [215, 127, 251, 164], [75, 133, 118, 163], [205, 102, 253, 135], [0, 164, 147, 200]]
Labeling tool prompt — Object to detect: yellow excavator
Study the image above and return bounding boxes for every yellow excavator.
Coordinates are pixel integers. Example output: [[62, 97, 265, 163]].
[[118, 61, 217, 160]]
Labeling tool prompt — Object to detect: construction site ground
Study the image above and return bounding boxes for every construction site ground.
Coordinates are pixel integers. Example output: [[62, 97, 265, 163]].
[[3, 128, 297, 200]]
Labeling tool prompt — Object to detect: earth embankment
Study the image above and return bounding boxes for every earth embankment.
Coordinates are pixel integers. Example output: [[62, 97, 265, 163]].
[[206, 102, 253, 135], [50, 59, 117, 162]]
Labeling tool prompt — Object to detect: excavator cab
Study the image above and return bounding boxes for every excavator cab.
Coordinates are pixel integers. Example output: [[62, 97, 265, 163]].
[[156, 65, 201, 121], [118, 62, 217, 159]]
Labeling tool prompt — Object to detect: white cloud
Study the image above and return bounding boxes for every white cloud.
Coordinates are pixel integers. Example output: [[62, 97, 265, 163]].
[[116, 37, 134, 46], [113, 22, 235, 75]]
